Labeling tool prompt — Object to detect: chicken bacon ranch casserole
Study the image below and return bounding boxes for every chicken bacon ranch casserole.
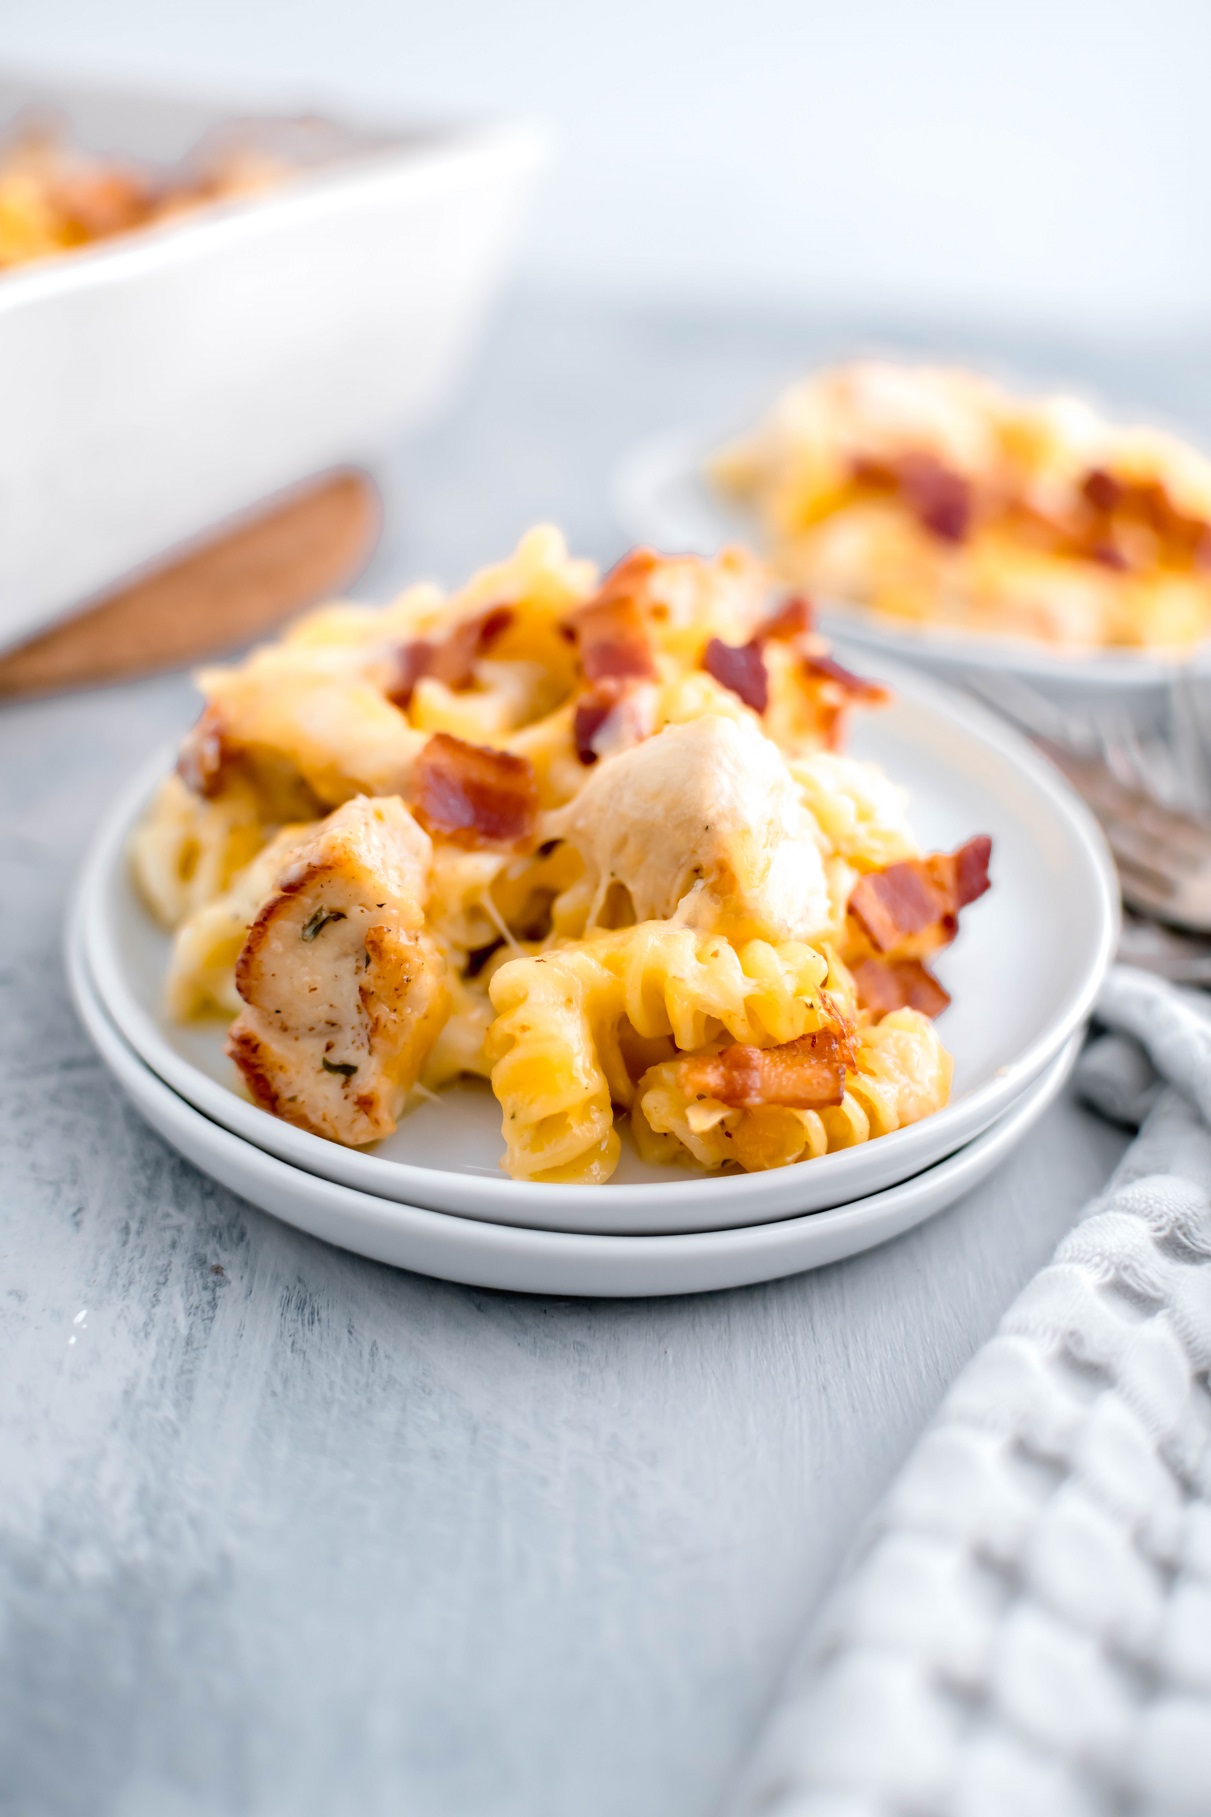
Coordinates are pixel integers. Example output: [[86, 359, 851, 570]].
[[0, 128, 286, 272], [130, 529, 992, 1186], [713, 361, 1211, 651]]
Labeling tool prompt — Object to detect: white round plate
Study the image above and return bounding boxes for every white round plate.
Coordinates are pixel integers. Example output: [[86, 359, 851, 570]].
[[68, 924, 1080, 1298], [614, 424, 1203, 703], [77, 663, 1116, 1236]]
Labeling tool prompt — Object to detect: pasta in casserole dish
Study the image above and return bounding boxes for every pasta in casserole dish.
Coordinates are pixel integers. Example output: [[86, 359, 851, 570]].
[[130, 528, 992, 1184], [0, 127, 286, 271]]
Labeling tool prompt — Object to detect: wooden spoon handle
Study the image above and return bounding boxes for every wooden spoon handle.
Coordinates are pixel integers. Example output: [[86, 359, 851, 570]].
[[0, 468, 382, 699]]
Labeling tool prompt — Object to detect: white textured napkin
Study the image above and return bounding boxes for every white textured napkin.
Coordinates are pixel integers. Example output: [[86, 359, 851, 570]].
[[729, 967, 1211, 1817]]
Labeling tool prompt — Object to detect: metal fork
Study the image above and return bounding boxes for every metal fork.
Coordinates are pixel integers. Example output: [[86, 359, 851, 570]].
[[963, 671, 1211, 973], [1034, 735, 1211, 934]]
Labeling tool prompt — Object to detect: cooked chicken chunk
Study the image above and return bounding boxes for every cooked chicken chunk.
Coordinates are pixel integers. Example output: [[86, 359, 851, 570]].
[[226, 796, 448, 1144], [548, 714, 831, 943]]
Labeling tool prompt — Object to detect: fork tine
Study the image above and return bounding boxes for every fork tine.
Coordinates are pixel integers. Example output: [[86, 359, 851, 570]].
[[1098, 806, 1211, 877], [1100, 719, 1166, 798], [961, 663, 1211, 933], [1042, 742, 1211, 868], [1113, 847, 1181, 906], [962, 671, 1094, 748], [1112, 851, 1198, 929]]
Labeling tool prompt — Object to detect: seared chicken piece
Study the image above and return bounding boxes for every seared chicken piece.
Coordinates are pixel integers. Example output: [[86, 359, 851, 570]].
[[226, 796, 448, 1144], [548, 714, 831, 943]]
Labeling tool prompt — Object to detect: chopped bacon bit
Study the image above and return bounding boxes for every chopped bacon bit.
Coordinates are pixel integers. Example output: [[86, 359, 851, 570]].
[[896, 452, 972, 543], [564, 552, 662, 760], [595, 547, 661, 599], [848, 836, 992, 953], [411, 732, 537, 850], [573, 691, 615, 765], [573, 680, 657, 764], [387, 605, 514, 708], [851, 957, 951, 1019], [850, 863, 945, 952], [1075, 469, 1211, 569], [853, 451, 972, 543], [948, 833, 993, 908], [565, 550, 661, 685], [1081, 468, 1122, 514], [177, 706, 229, 798], [569, 595, 658, 685], [757, 595, 815, 642], [703, 636, 769, 713], [679, 1028, 847, 1110], [477, 604, 514, 644], [800, 654, 890, 705]]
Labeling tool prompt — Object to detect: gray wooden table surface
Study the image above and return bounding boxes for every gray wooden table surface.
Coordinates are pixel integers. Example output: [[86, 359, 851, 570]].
[[7, 293, 1194, 1817]]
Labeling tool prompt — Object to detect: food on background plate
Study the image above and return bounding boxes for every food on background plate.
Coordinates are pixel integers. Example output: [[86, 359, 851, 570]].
[[712, 361, 1211, 651], [130, 527, 992, 1185], [0, 126, 287, 271]]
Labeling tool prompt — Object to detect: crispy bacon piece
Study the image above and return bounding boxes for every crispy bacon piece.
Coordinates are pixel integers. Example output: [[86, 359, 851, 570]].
[[573, 681, 658, 764], [703, 636, 770, 713], [566, 549, 661, 684], [566, 552, 662, 761], [387, 605, 514, 708], [1075, 469, 1211, 571], [850, 956, 951, 1019], [897, 452, 972, 543], [1081, 468, 1122, 515], [853, 452, 972, 544], [177, 705, 229, 798], [701, 611, 886, 734], [573, 691, 615, 764], [800, 653, 890, 705], [948, 834, 994, 908], [570, 594, 658, 685], [799, 654, 890, 748], [679, 1028, 848, 1111], [848, 835, 992, 954], [758, 595, 815, 642], [411, 732, 537, 850]]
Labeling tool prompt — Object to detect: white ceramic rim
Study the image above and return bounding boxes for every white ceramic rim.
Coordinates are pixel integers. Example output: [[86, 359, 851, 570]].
[[76, 660, 1117, 1230], [67, 917, 1082, 1298], [612, 424, 1210, 689], [0, 118, 548, 320]]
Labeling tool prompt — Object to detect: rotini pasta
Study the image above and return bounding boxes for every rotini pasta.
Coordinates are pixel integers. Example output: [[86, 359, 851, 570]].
[[130, 772, 268, 930], [485, 925, 836, 1181], [632, 1008, 951, 1174]]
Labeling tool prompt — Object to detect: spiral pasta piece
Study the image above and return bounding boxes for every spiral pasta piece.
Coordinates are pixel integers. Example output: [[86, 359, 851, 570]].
[[632, 1007, 950, 1174], [486, 924, 836, 1182], [486, 946, 623, 1184]]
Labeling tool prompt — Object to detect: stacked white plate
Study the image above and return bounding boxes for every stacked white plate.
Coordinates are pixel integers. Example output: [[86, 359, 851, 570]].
[[68, 662, 1117, 1297]]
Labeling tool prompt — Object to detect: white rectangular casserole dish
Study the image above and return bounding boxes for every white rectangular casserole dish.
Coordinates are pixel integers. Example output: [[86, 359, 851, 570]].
[[0, 73, 545, 652]]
